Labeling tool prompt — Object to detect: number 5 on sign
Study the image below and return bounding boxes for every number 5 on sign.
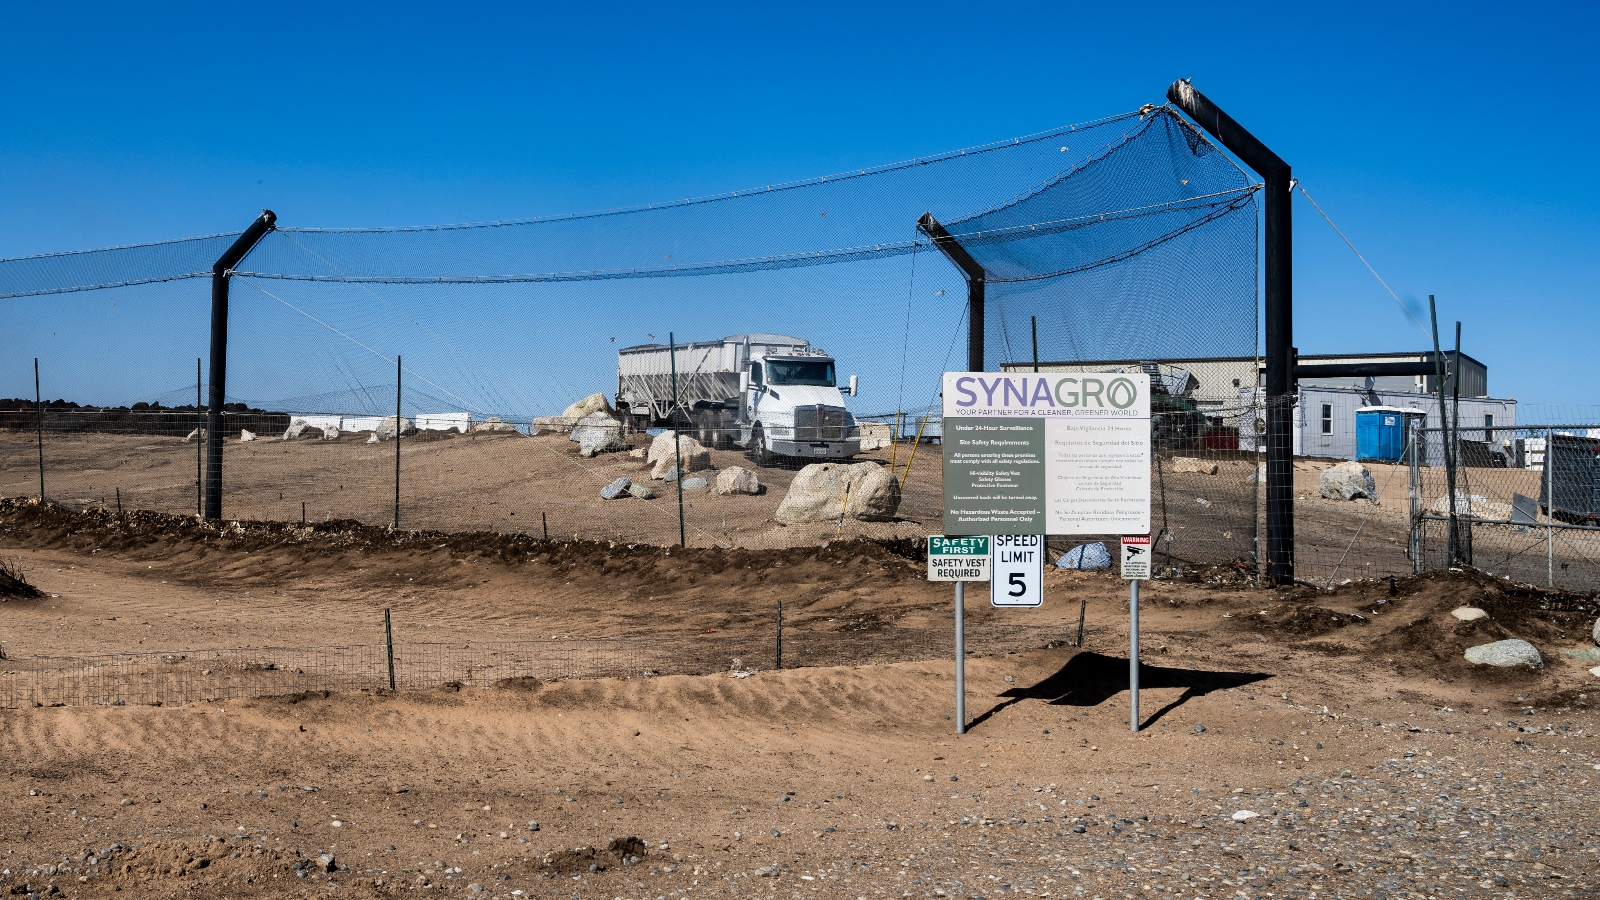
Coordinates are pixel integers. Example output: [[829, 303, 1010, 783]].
[[989, 535, 1044, 608]]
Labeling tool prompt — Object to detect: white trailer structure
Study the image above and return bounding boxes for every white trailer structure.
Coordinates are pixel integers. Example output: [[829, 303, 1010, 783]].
[[616, 333, 861, 463]]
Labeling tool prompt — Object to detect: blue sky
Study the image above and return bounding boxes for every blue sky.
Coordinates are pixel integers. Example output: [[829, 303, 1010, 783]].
[[2, 1, 1596, 411]]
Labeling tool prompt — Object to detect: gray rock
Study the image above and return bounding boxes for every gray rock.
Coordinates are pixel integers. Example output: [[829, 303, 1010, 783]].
[[562, 392, 614, 419], [1319, 461, 1376, 501], [471, 416, 518, 433], [775, 462, 901, 524], [375, 416, 416, 440], [1057, 542, 1111, 570], [680, 476, 708, 491], [713, 465, 761, 495], [600, 477, 631, 500], [1559, 647, 1600, 663], [627, 483, 655, 500], [1594, 617, 1600, 646], [570, 411, 627, 457], [648, 433, 710, 479], [1464, 639, 1543, 669]]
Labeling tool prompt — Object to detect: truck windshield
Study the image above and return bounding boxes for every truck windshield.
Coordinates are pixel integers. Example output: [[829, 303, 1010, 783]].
[[766, 359, 835, 387]]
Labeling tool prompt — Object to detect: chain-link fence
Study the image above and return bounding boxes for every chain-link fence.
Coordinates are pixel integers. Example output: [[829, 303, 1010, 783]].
[[0, 625, 1072, 710]]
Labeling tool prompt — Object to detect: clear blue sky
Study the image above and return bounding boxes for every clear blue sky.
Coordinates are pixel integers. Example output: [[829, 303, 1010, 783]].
[[2, 1, 1596, 411]]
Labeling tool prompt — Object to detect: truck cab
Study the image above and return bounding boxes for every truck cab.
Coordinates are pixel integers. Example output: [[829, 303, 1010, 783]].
[[739, 352, 860, 464]]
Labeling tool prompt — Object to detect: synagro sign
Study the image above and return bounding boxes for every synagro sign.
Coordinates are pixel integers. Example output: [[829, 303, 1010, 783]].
[[942, 373, 1151, 536]]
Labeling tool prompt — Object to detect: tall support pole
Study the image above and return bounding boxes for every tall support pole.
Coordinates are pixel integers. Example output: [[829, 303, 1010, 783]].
[[1451, 322, 1467, 566], [196, 358, 204, 517], [1408, 415, 1422, 574], [384, 608, 397, 691], [204, 210, 276, 521], [34, 357, 44, 496], [1030, 316, 1039, 373], [393, 354, 402, 531], [918, 213, 987, 372], [1546, 427, 1555, 587], [1428, 297, 1454, 567], [1129, 578, 1141, 732], [954, 581, 966, 734], [670, 332, 686, 548], [1167, 80, 1294, 584]]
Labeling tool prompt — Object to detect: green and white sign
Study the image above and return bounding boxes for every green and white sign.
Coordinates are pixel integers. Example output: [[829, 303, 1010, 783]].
[[943, 373, 1151, 536], [927, 535, 991, 581]]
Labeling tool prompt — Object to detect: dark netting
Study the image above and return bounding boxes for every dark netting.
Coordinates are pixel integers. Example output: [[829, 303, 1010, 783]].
[[2, 105, 1263, 562]]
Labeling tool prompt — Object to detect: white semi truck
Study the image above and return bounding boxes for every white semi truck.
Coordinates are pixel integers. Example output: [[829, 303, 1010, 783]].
[[616, 333, 861, 464]]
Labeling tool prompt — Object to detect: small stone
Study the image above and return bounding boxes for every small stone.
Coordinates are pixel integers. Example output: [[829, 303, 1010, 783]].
[[680, 476, 708, 491], [526, 822, 539, 831], [599, 477, 632, 500], [1231, 810, 1259, 822], [1593, 617, 1600, 646], [1452, 607, 1489, 622], [1464, 639, 1543, 669], [713, 466, 761, 495], [1194, 724, 1207, 733], [1590, 666, 1600, 679], [756, 866, 778, 877], [1071, 824, 1086, 833], [627, 483, 655, 500]]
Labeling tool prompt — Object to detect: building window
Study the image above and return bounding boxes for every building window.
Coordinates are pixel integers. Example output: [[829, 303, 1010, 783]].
[[1485, 414, 1494, 441], [1321, 404, 1333, 435]]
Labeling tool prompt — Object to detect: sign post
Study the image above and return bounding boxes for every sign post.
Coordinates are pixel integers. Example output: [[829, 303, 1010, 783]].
[[928, 535, 990, 733], [1121, 534, 1152, 732], [938, 372, 1153, 732]]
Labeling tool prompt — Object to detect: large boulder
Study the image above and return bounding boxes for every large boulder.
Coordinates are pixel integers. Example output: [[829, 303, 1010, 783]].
[[1429, 492, 1512, 520], [1057, 542, 1112, 570], [472, 416, 519, 434], [375, 416, 417, 440], [563, 393, 614, 420], [858, 422, 893, 452], [283, 418, 318, 441], [531, 416, 580, 434], [1464, 639, 1543, 669], [713, 466, 761, 495], [184, 428, 205, 443], [1170, 457, 1218, 475], [599, 477, 631, 500], [774, 462, 901, 525], [1319, 461, 1376, 501], [239, 429, 256, 442], [570, 412, 628, 457], [648, 433, 710, 480]]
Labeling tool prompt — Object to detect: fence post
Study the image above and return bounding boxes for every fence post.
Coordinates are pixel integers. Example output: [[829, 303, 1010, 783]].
[[393, 355, 402, 531], [670, 332, 686, 548], [34, 358, 43, 500], [384, 608, 396, 690], [1542, 425, 1555, 589], [1408, 417, 1422, 574], [775, 599, 783, 670], [196, 358, 203, 517]]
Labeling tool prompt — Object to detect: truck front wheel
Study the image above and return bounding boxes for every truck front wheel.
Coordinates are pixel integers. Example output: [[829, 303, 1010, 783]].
[[749, 423, 773, 467]]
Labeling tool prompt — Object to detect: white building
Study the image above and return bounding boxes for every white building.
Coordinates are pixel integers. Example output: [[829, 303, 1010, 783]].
[[1237, 386, 1517, 464]]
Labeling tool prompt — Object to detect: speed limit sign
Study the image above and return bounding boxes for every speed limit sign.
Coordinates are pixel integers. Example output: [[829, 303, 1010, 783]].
[[989, 534, 1044, 607]]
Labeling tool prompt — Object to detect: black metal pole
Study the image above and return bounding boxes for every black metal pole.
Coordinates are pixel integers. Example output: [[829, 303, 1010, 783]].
[[204, 210, 277, 521], [1428, 296, 1452, 568], [1451, 321, 1466, 565], [1030, 316, 1039, 373], [670, 332, 686, 548], [1166, 80, 1293, 584], [384, 608, 397, 691], [34, 358, 44, 500], [394, 354, 402, 531], [775, 599, 783, 670], [918, 213, 987, 372], [196, 358, 203, 516]]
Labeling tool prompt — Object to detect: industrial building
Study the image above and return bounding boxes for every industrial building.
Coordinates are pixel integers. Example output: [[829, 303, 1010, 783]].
[[1003, 351, 1515, 464]]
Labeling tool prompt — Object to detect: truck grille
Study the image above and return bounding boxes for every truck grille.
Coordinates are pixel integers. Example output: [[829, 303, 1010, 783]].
[[794, 405, 849, 442]]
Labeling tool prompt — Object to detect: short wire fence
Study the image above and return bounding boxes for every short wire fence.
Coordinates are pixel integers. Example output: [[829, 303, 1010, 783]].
[[0, 626, 1070, 710]]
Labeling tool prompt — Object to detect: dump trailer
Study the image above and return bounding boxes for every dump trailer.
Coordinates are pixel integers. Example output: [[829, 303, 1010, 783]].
[[616, 333, 861, 463]]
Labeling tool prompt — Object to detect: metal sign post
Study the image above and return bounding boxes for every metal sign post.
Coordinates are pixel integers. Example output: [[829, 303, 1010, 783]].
[[929, 535, 990, 734], [1121, 535, 1151, 732]]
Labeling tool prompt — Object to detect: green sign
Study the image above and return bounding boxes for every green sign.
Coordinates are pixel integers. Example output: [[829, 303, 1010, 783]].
[[927, 535, 991, 581], [942, 418, 1046, 536]]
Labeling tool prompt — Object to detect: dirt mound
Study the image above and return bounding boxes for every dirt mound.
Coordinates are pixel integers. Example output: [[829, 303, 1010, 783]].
[[538, 836, 648, 873], [0, 555, 43, 600]]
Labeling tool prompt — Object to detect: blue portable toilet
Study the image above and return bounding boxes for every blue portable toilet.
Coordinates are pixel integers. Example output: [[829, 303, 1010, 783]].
[[1356, 406, 1424, 462]]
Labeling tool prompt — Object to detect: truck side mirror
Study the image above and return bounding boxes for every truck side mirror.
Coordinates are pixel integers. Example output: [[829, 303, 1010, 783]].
[[848, 375, 859, 397], [740, 372, 751, 393]]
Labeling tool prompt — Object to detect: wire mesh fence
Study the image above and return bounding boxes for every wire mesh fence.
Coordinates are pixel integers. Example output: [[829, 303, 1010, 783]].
[[0, 625, 1074, 710]]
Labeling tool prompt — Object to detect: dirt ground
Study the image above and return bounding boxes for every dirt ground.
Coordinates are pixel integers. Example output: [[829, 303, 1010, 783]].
[[2, 501, 1599, 898]]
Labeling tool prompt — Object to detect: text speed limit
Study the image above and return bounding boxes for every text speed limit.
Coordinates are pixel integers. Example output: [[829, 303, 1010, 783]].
[[989, 534, 1044, 608]]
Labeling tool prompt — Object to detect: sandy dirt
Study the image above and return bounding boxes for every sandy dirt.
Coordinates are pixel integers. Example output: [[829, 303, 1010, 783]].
[[2, 501, 1599, 898]]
